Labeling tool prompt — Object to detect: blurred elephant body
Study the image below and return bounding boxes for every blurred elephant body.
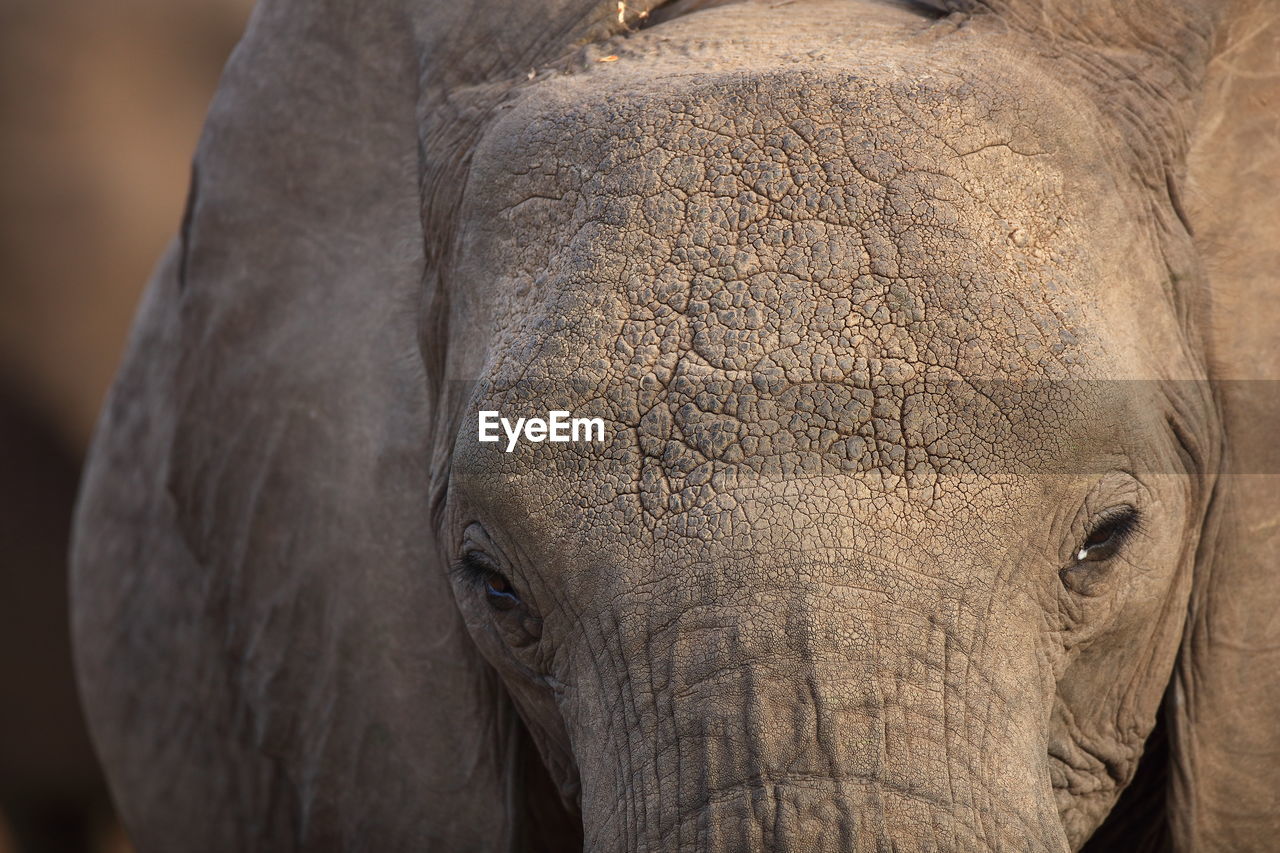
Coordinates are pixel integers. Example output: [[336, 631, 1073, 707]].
[[72, 1, 1280, 851]]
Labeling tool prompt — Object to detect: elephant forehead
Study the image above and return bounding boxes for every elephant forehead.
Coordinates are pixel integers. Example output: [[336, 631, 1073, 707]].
[[455, 62, 1113, 533], [467, 62, 1102, 380]]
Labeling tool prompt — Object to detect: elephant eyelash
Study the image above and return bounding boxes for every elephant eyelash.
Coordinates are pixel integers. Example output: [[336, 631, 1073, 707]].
[[451, 552, 499, 590], [1075, 507, 1143, 563]]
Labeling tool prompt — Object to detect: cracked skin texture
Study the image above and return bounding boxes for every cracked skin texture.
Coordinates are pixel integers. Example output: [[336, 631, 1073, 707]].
[[69, 0, 1279, 850], [446, 2, 1214, 850]]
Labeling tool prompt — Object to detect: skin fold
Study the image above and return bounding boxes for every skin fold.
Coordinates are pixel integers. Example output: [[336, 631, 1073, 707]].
[[70, 0, 1278, 851]]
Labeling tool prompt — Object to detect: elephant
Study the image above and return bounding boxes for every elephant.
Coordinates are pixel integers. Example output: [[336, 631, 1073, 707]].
[[70, 0, 1280, 850]]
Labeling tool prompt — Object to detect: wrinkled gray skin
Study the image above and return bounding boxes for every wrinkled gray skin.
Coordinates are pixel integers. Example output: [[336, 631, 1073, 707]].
[[71, 0, 1280, 851]]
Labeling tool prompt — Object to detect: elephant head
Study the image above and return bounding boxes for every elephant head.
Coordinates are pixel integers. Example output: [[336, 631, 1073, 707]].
[[71, 0, 1280, 851]]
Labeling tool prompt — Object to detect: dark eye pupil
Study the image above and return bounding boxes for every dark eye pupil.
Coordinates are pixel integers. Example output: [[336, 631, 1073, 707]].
[[1083, 525, 1115, 549], [1076, 508, 1140, 563], [483, 573, 521, 610]]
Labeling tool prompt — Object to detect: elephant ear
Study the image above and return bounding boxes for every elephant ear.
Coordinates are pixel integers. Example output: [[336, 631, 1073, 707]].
[[1174, 3, 1280, 850], [72, 0, 658, 849]]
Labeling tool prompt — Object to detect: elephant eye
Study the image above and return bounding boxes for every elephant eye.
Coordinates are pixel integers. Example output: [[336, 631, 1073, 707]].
[[1075, 507, 1141, 563], [482, 573, 522, 611], [453, 552, 523, 612]]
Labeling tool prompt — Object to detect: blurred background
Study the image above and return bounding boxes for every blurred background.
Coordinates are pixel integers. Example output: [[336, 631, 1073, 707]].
[[0, 1, 254, 850]]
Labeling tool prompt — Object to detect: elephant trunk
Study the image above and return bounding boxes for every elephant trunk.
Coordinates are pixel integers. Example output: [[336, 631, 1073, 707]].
[[565, 575, 1070, 852], [597, 780, 1064, 852]]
